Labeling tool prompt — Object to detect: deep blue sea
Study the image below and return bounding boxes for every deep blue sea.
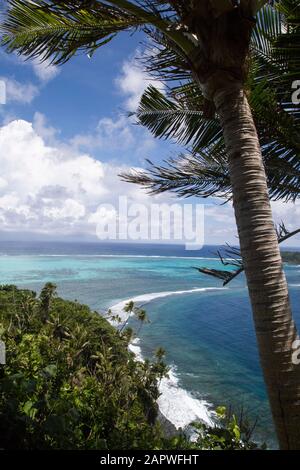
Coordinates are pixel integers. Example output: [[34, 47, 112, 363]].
[[0, 240, 299, 448]]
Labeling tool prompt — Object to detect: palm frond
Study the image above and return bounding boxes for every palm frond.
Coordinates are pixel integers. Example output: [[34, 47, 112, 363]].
[[140, 29, 191, 82], [0, 0, 196, 64], [249, 74, 300, 200], [134, 84, 223, 152], [251, 0, 300, 115], [252, 3, 282, 61], [130, 79, 300, 201], [127, 1, 300, 203], [0, 0, 144, 64], [121, 153, 231, 199]]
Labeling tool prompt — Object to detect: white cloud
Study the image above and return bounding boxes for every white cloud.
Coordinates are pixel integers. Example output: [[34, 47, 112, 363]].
[[0, 117, 298, 246], [43, 199, 86, 220], [12, 54, 60, 83], [33, 112, 59, 142], [31, 58, 60, 82], [0, 118, 163, 238], [115, 55, 164, 112], [204, 202, 236, 244], [204, 199, 300, 246], [70, 115, 135, 151], [0, 177, 8, 190], [69, 112, 157, 159], [0, 77, 39, 104], [271, 200, 300, 245], [0, 53, 59, 105], [88, 206, 117, 225]]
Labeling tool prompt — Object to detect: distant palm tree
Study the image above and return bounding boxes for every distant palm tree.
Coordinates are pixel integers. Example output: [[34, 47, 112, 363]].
[[135, 308, 149, 334], [39, 282, 57, 322], [1, 0, 299, 448], [120, 300, 135, 332], [155, 347, 166, 362]]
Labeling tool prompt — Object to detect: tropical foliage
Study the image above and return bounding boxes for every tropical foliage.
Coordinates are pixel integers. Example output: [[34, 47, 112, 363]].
[[1, 0, 299, 449], [0, 284, 164, 449], [0, 284, 261, 450]]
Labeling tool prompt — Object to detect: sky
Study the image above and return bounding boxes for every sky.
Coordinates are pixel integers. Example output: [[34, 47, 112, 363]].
[[0, 30, 299, 247]]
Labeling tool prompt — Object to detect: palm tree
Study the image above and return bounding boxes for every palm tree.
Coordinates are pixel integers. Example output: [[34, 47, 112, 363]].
[[39, 282, 57, 323], [1, 0, 299, 448], [122, 2, 300, 286], [122, 3, 299, 201], [155, 347, 166, 360], [135, 308, 149, 334], [120, 300, 135, 332]]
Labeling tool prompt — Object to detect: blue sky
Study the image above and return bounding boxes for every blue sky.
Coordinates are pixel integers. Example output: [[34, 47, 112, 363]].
[[0, 31, 299, 247]]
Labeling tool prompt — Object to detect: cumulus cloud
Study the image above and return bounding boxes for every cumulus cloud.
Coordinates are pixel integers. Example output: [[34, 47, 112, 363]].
[[33, 112, 59, 143], [0, 117, 298, 245], [70, 115, 135, 151], [69, 113, 156, 158], [0, 118, 163, 238], [115, 54, 164, 112], [0, 77, 39, 104]]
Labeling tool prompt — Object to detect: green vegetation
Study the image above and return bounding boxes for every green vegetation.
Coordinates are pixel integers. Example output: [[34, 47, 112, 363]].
[[0, 284, 164, 449], [281, 251, 300, 265], [0, 284, 262, 450], [1, 0, 299, 448]]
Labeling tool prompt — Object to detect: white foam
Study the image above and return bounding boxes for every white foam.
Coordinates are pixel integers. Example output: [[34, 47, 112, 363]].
[[157, 367, 214, 429], [110, 287, 227, 322], [127, 341, 213, 429], [109, 287, 223, 429], [128, 338, 143, 361]]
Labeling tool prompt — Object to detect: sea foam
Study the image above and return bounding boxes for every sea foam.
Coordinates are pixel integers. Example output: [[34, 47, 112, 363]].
[[109, 287, 226, 429], [110, 287, 227, 322]]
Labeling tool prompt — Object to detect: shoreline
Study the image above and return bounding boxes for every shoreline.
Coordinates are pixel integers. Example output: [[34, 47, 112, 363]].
[[109, 289, 217, 432]]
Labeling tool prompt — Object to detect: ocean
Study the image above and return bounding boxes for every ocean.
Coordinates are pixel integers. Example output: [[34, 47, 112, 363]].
[[0, 240, 299, 448]]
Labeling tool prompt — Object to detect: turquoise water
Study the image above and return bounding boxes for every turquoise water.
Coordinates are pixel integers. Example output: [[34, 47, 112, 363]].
[[0, 241, 299, 447]]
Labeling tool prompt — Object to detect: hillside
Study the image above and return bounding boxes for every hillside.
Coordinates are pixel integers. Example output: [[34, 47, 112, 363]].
[[0, 284, 261, 450], [0, 284, 165, 449]]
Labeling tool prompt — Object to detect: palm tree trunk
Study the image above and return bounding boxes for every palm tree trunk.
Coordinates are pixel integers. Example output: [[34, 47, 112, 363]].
[[213, 83, 300, 449]]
